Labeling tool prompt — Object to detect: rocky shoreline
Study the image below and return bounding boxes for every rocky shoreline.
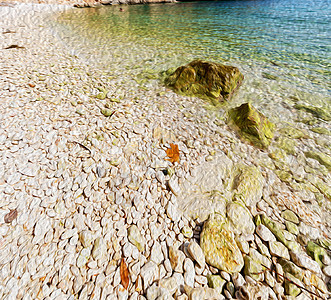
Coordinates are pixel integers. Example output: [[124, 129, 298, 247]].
[[0, 3, 330, 300]]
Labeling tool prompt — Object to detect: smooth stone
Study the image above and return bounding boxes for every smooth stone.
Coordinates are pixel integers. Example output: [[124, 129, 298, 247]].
[[169, 246, 185, 273], [269, 241, 290, 260], [226, 202, 255, 235], [140, 262, 159, 290], [187, 241, 205, 268], [290, 251, 321, 274], [77, 247, 91, 268], [323, 265, 331, 277], [150, 242, 164, 265], [281, 210, 299, 224], [159, 277, 178, 295], [166, 202, 180, 222], [235, 236, 249, 254], [128, 225, 145, 252], [181, 225, 193, 239], [168, 176, 181, 196], [255, 224, 276, 242], [232, 272, 245, 289], [188, 286, 225, 300], [92, 237, 106, 260]]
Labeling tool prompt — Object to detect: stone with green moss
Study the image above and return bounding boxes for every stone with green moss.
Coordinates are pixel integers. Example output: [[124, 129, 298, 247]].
[[276, 136, 296, 154], [200, 215, 244, 273], [305, 151, 331, 171], [207, 275, 226, 293], [101, 108, 113, 117], [275, 170, 292, 183], [311, 127, 330, 135], [228, 103, 275, 148], [278, 258, 304, 280], [284, 273, 301, 297], [164, 59, 243, 103], [281, 210, 299, 224], [243, 256, 263, 281], [285, 221, 299, 235], [278, 125, 306, 139], [261, 215, 300, 252], [306, 241, 327, 267], [294, 103, 330, 121]]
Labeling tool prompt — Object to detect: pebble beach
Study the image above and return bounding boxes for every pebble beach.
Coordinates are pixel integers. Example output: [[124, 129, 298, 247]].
[[0, 2, 330, 300]]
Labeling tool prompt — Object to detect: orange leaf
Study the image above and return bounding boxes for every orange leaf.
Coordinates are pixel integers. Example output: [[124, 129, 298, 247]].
[[120, 258, 129, 289], [165, 143, 180, 164]]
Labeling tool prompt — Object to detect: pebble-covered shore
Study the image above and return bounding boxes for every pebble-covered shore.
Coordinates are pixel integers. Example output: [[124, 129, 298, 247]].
[[0, 3, 330, 300]]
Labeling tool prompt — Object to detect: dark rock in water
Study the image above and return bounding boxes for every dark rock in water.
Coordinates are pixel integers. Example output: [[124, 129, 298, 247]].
[[164, 59, 244, 103], [228, 102, 275, 149]]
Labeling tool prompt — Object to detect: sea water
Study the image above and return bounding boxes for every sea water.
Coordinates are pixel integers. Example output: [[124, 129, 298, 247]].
[[51, 0, 330, 126]]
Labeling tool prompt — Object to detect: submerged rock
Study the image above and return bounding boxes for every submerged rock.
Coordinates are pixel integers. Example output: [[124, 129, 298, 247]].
[[294, 103, 331, 121], [305, 151, 331, 171], [200, 215, 244, 273], [228, 102, 275, 148], [164, 59, 243, 103]]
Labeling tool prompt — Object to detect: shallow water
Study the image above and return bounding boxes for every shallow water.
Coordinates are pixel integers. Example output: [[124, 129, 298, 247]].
[[51, 0, 330, 125]]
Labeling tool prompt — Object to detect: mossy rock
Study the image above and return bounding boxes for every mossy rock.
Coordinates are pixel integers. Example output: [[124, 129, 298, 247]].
[[306, 241, 328, 267], [305, 151, 331, 171], [294, 104, 331, 121], [276, 136, 296, 155], [228, 102, 275, 149], [164, 59, 244, 103], [200, 216, 244, 273]]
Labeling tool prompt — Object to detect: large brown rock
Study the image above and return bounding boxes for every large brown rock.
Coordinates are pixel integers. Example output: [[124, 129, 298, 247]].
[[164, 59, 244, 103]]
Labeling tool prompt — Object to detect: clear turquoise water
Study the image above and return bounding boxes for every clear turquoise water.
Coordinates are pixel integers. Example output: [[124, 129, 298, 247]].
[[52, 0, 330, 122]]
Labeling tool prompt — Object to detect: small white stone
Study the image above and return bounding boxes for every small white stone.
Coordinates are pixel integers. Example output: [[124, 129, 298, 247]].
[[140, 261, 159, 290], [290, 251, 321, 274], [323, 265, 331, 277], [256, 224, 276, 242], [150, 242, 164, 265]]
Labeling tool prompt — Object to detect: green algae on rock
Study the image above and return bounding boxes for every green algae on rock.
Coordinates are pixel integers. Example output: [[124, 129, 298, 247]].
[[305, 151, 331, 171], [243, 256, 264, 281], [200, 216, 244, 273], [228, 103, 275, 149], [294, 103, 331, 121], [306, 241, 328, 267], [164, 59, 243, 103]]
